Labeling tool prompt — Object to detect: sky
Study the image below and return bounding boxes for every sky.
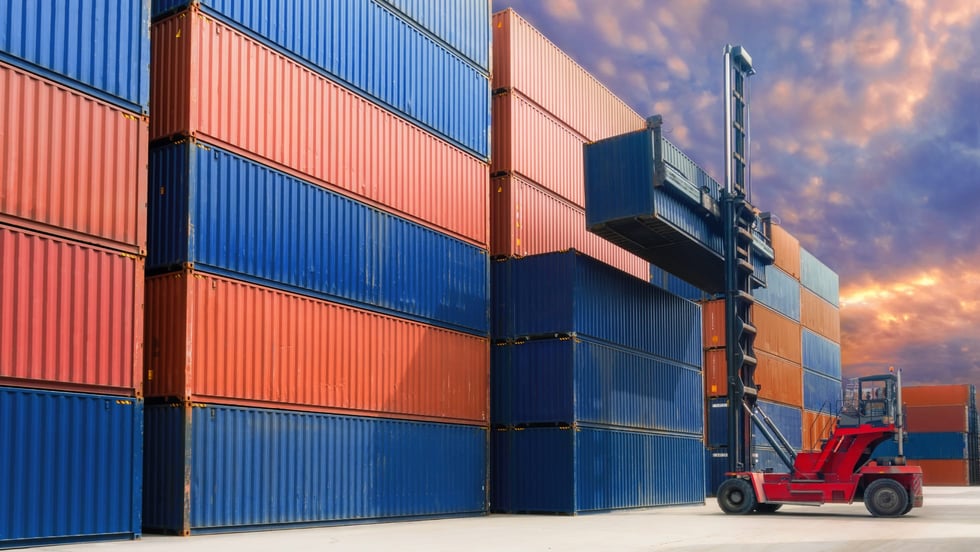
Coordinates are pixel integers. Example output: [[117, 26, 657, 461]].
[[491, 0, 980, 387]]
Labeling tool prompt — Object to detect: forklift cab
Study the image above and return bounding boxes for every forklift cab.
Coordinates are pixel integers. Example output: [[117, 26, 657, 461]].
[[838, 374, 899, 428]]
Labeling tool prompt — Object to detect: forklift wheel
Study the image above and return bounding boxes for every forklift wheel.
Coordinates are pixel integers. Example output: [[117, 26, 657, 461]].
[[864, 479, 909, 517], [754, 503, 782, 514], [717, 478, 757, 515]]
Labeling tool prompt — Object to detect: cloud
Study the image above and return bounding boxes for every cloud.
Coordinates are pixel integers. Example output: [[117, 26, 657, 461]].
[[543, 0, 582, 21], [666, 56, 691, 80]]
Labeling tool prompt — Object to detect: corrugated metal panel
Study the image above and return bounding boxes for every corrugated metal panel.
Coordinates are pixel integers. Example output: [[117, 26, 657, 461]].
[[754, 446, 794, 472], [0, 387, 142, 547], [752, 266, 801, 322], [754, 304, 803, 364], [874, 432, 968, 460], [143, 403, 488, 533], [665, 274, 710, 302], [802, 369, 842, 413], [377, 0, 490, 72], [702, 300, 726, 349], [150, 12, 489, 247], [491, 9, 644, 142], [0, 0, 150, 114], [491, 90, 586, 206], [802, 329, 842, 379], [0, 225, 143, 395], [704, 448, 728, 496], [800, 248, 839, 306], [905, 405, 970, 433], [147, 140, 489, 336], [800, 288, 841, 342], [491, 426, 704, 513], [491, 251, 702, 367], [903, 384, 975, 407], [802, 409, 836, 452], [768, 222, 800, 279], [703, 349, 803, 407], [490, 174, 649, 280], [910, 459, 970, 486], [708, 399, 802, 450], [145, 270, 489, 424], [491, 337, 703, 434], [0, 62, 148, 255], [151, 2, 489, 158]]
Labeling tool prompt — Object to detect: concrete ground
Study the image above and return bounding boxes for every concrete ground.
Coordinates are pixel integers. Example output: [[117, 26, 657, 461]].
[[46, 487, 980, 551]]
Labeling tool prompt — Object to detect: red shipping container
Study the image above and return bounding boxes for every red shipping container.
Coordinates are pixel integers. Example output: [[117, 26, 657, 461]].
[[0, 224, 143, 395], [492, 90, 586, 206], [492, 9, 645, 142], [491, 174, 648, 280], [145, 270, 489, 425], [905, 405, 970, 433], [151, 9, 489, 248], [0, 62, 148, 255], [768, 223, 801, 280], [802, 410, 836, 452], [704, 348, 803, 407], [903, 384, 974, 407], [801, 288, 841, 343], [910, 459, 970, 486]]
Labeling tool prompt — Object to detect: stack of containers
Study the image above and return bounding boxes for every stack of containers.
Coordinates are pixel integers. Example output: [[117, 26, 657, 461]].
[[144, 1, 492, 534], [799, 246, 843, 432], [0, 2, 148, 547], [491, 251, 705, 513]]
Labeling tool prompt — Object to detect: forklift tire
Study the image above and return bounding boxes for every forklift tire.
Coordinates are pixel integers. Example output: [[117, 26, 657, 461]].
[[754, 503, 782, 514], [864, 479, 909, 517], [718, 478, 757, 515]]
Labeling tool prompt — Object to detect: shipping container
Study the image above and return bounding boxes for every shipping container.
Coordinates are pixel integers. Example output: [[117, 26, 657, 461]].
[[763, 218, 801, 279], [905, 405, 971, 433], [910, 459, 971, 486], [491, 9, 644, 142], [0, 225, 143, 396], [491, 336, 703, 433], [492, 251, 701, 367], [903, 384, 976, 407], [802, 370, 842, 414], [708, 399, 803, 450], [800, 288, 841, 342], [704, 448, 729, 496], [702, 300, 726, 349], [754, 304, 803, 364], [490, 173, 649, 280], [874, 432, 969, 460], [752, 266, 800, 322], [0, 63, 148, 255], [0, 387, 142, 547], [0, 0, 149, 114], [491, 425, 704, 513], [491, 90, 587, 206], [145, 270, 489, 424], [802, 409, 836, 452], [802, 329, 842, 379], [150, 12, 489, 247], [662, 272, 710, 302], [754, 446, 795, 473], [704, 349, 804, 407], [148, 140, 489, 336], [800, 248, 839, 307], [375, 0, 491, 72], [143, 402, 487, 534], [151, 2, 489, 158]]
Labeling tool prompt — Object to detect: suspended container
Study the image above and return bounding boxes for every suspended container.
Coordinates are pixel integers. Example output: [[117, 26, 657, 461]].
[[143, 402, 488, 534], [0, 387, 142, 548], [491, 425, 704, 513], [800, 248, 839, 306]]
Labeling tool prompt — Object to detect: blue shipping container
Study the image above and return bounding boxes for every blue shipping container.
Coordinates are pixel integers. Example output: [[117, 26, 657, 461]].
[[803, 369, 843, 414], [377, 0, 490, 72], [0, 1, 149, 114], [704, 447, 729, 496], [143, 403, 487, 534], [873, 432, 969, 460], [492, 251, 702, 367], [707, 398, 803, 450], [802, 329, 842, 379], [0, 387, 142, 547], [752, 265, 801, 321], [754, 446, 794, 473], [491, 426, 704, 513], [148, 139, 489, 336], [800, 248, 840, 306], [151, 0, 490, 159], [491, 337, 704, 434]]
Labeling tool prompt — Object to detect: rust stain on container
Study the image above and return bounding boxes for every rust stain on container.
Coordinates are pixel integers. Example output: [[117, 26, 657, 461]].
[[150, 9, 489, 248], [802, 410, 836, 452], [800, 288, 840, 343], [0, 62, 148, 254], [145, 270, 489, 424], [909, 459, 970, 486], [768, 224, 801, 280], [903, 384, 974, 407], [704, 348, 802, 407]]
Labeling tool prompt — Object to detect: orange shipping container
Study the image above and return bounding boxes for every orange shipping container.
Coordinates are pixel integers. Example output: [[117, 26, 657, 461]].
[[802, 410, 836, 452], [491, 174, 649, 280], [910, 459, 970, 486], [150, 9, 489, 248], [754, 304, 803, 364], [702, 300, 726, 349], [800, 288, 841, 343], [492, 9, 644, 142], [903, 384, 975, 407], [768, 223, 801, 280], [704, 349, 803, 407], [905, 405, 970, 433], [145, 271, 489, 425]]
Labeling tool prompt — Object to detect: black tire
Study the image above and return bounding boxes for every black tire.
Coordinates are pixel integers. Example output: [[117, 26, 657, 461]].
[[717, 478, 757, 515], [754, 503, 782, 514], [864, 478, 909, 517], [901, 496, 914, 515]]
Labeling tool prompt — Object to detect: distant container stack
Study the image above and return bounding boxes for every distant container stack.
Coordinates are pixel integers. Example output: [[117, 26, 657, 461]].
[[1, 2, 148, 546], [144, 1, 492, 534]]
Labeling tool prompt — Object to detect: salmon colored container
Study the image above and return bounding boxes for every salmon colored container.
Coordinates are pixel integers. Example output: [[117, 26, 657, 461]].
[[151, 9, 489, 248], [800, 288, 840, 342], [903, 384, 975, 407], [704, 349, 803, 406], [702, 300, 726, 349], [802, 410, 836, 451], [145, 270, 489, 425], [0, 224, 143, 396], [767, 223, 801, 280], [910, 459, 970, 486], [0, 62, 148, 255], [754, 304, 803, 364], [491, 90, 586, 206], [491, 174, 648, 280], [492, 9, 644, 141], [905, 405, 970, 433]]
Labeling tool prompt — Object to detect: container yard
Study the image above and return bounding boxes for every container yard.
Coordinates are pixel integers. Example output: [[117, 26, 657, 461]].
[[3, 1, 979, 550]]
